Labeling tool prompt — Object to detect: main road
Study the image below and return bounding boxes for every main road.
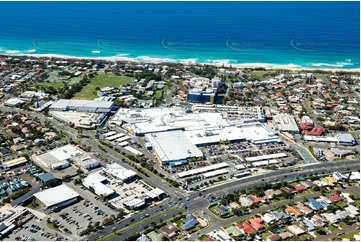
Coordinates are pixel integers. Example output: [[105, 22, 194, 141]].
[[87, 160, 359, 241]]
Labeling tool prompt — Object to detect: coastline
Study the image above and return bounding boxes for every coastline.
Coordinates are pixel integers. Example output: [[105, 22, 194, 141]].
[[1, 53, 359, 73]]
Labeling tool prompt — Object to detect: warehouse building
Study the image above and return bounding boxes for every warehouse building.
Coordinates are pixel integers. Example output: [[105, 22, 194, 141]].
[[103, 163, 137, 182], [145, 131, 203, 165], [33, 184, 81, 210], [49, 98, 115, 113], [83, 173, 115, 198], [35, 145, 101, 170], [35, 145, 81, 170]]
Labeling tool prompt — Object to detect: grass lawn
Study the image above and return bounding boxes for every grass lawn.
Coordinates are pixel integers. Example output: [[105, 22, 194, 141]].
[[225, 226, 242, 237], [261, 232, 271, 240], [250, 70, 276, 80], [338, 222, 348, 229], [328, 224, 338, 232], [36, 81, 64, 91], [26, 198, 45, 210], [73, 74, 133, 99], [154, 85, 170, 99], [340, 230, 360, 239]]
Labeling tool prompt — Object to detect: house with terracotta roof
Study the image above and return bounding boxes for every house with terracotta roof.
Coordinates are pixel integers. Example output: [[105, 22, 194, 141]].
[[329, 195, 342, 202], [249, 217, 264, 231], [236, 221, 257, 235], [294, 184, 306, 192], [246, 195, 262, 203], [285, 206, 302, 217]]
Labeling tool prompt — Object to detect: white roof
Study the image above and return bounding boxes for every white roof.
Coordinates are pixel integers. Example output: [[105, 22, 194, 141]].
[[83, 173, 115, 197], [203, 168, 228, 178], [177, 162, 229, 178], [274, 114, 299, 132], [103, 163, 137, 181], [116, 136, 131, 143], [50, 99, 113, 110], [253, 159, 281, 167], [146, 188, 165, 199], [118, 141, 129, 147], [146, 131, 203, 163], [106, 133, 125, 141], [124, 146, 143, 156], [103, 131, 117, 137], [124, 198, 145, 207], [304, 135, 338, 142], [245, 153, 287, 162], [34, 184, 80, 208]]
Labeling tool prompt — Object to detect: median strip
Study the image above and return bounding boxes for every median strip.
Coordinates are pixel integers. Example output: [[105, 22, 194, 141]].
[[99, 206, 179, 241]]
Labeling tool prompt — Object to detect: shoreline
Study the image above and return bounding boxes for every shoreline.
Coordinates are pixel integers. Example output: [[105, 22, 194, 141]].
[[1, 53, 359, 73]]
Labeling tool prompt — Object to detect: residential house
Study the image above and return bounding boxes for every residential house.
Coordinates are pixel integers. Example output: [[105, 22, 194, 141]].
[[322, 213, 340, 224], [181, 214, 199, 231], [300, 180, 314, 189], [246, 195, 262, 204], [329, 195, 342, 202], [261, 213, 277, 224], [344, 205, 359, 217], [239, 197, 252, 207], [311, 214, 327, 227], [294, 184, 306, 192], [249, 217, 264, 231], [322, 176, 337, 186], [213, 205, 230, 217], [316, 197, 331, 208], [264, 189, 282, 199], [237, 221, 257, 235], [136, 234, 151, 241], [285, 206, 302, 217], [159, 224, 178, 238], [279, 231, 293, 240], [307, 198, 324, 211], [281, 187, 296, 194], [287, 225, 305, 235], [296, 203, 314, 216], [272, 211, 290, 220], [266, 234, 281, 241], [207, 230, 232, 241], [146, 231, 164, 241], [301, 219, 315, 231], [341, 193, 355, 205], [336, 210, 351, 220]]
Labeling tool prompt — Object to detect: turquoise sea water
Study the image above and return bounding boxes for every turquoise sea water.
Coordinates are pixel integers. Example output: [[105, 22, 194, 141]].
[[0, 1, 359, 69]]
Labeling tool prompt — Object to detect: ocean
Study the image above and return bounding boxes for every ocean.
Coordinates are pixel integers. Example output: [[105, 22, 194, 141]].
[[0, 1, 359, 69]]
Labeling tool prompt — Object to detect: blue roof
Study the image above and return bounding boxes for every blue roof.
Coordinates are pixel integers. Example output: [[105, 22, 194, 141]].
[[181, 214, 199, 231], [37, 173, 56, 183], [302, 219, 315, 231], [308, 198, 324, 210], [272, 211, 290, 220]]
